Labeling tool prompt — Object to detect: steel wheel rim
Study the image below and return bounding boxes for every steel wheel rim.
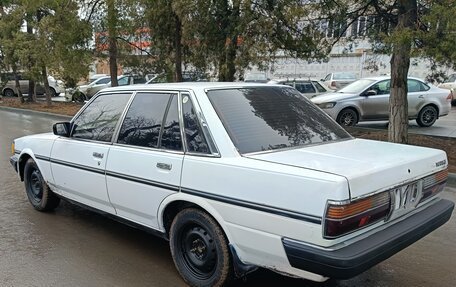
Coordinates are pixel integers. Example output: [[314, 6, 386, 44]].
[[28, 169, 43, 202], [179, 224, 217, 280]]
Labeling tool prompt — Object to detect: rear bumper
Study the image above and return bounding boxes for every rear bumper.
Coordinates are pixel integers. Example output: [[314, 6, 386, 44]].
[[10, 154, 19, 173], [283, 199, 454, 279]]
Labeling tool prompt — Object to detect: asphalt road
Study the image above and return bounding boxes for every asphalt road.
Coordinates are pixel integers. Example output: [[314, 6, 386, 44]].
[[358, 106, 456, 138], [1, 108, 455, 287]]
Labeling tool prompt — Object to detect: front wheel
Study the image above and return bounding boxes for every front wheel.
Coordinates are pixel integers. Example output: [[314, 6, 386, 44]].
[[336, 108, 358, 126], [24, 158, 60, 211], [416, 105, 438, 127], [3, 88, 15, 97], [72, 91, 86, 103], [170, 208, 232, 287]]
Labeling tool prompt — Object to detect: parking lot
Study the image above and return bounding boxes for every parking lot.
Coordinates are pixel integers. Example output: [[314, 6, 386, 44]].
[[1, 108, 455, 287]]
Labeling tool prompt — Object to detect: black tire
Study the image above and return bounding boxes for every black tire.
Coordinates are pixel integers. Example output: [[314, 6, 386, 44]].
[[48, 87, 57, 97], [3, 88, 15, 97], [72, 91, 86, 103], [170, 208, 232, 287], [24, 158, 60, 211], [416, 105, 438, 127], [451, 99, 456, 106], [336, 108, 358, 126]]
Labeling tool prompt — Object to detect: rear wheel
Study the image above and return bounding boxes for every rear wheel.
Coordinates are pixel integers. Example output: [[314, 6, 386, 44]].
[[24, 158, 60, 211], [336, 108, 358, 126], [170, 208, 232, 287], [417, 105, 438, 127], [3, 88, 15, 97]]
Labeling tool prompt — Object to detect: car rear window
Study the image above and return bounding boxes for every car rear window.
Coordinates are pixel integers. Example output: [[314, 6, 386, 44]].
[[207, 87, 351, 154], [333, 73, 356, 80]]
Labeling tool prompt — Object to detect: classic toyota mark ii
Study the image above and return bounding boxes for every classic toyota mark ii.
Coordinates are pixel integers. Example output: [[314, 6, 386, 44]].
[[10, 83, 454, 286]]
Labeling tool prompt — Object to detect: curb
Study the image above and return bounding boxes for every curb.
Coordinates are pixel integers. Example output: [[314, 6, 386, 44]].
[[448, 173, 456, 188], [0, 105, 72, 120], [348, 126, 456, 141]]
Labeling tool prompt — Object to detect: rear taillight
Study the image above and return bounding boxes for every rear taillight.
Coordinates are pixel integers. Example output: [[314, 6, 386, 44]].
[[330, 81, 337, 88], [420, 169, 448, 203], [446, 92, 453, 101], [324, 192, 391, 239]]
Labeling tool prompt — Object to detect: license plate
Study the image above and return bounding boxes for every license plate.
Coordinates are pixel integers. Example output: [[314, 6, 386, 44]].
[[389, 181, 423, 220]]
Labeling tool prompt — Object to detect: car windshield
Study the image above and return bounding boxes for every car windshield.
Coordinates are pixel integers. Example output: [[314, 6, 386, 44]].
[[337, 79, 376, 93], [333, 72, 357, 80], [207, 87, 351, 154]]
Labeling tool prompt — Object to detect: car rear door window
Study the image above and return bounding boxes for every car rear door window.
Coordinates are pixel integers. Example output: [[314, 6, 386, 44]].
[[182, 94, 209, 154], [118, 92, 172, 148], [72, 93, 131, 142], [160, 94, 183, 151]]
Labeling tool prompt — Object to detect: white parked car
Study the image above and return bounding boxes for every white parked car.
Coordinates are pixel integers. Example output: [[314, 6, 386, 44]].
[[10, 83, 453, 286], [438, 73, 456, 106], [267, 78, 330, 98]]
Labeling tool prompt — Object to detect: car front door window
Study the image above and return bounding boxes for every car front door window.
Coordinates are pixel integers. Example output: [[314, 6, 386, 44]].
[[72, 93, 131, 142]]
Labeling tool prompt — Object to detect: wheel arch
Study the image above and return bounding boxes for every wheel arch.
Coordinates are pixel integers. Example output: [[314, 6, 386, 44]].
[[18, 150, 41, 181], [158, 194, 234, 244], [337, 106, 361, 122], [420, 103, 440, 117]]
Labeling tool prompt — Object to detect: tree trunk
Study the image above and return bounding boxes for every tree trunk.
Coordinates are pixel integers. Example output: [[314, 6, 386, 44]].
[[173, 13, 183, 82], [107, 0, 118, 87], [225, 37, 237, 82], [388, 0, 417, 144], [26, 21, 35, 102], [12, 64, 24, 103], [41, 66, 52, 106]]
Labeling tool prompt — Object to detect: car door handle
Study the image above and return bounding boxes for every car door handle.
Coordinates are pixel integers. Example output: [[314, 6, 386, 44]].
[[157, 162, 172, 171], [418, 95, 424, 98], [93, 152, 104, 159]]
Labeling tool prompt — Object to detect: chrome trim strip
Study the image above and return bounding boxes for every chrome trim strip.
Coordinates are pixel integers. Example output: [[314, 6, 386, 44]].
[[51, 158, 105, 175]]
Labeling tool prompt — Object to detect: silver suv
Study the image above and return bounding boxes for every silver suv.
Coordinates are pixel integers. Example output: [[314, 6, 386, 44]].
[[311, 76, 452, 127], [1, 73, 64, 97]]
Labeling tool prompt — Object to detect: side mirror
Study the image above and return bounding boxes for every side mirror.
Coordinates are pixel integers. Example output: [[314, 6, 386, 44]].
[[365, 90, 377, 96], [53, 122, 71, 137]]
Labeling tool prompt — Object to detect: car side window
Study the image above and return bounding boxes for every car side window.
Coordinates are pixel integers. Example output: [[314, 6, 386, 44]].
[[418, 81, 430, 91], [295, 82, 316, 94], [117, 92, 172, 148], [313, 81, 327, 93], [160, 94, 183, 151], [97, 78, 111, 85], [118, 77, 129, 86], [181, 94, 209, 154], [324, 74, 331, 81], [72, 93, 131, 142], [369, 80, 390, 95], [407, 80, 421, 93]]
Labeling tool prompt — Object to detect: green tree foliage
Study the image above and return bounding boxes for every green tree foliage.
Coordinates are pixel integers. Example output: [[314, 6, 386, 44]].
[[313, 0, 456, 143], [0, 0, 92, 104]]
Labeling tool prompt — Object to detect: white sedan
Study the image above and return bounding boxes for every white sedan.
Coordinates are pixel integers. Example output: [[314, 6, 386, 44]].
[[10, 83, 453, 286]]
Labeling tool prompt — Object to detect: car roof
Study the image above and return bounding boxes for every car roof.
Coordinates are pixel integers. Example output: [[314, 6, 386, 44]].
[[101, 82, 280, 93], [357, 76, 425, 82], [269, 78, 320, 83]]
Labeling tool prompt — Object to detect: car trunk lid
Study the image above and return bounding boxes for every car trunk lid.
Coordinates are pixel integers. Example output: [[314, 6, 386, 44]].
[[246, 139, 447, 199]]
